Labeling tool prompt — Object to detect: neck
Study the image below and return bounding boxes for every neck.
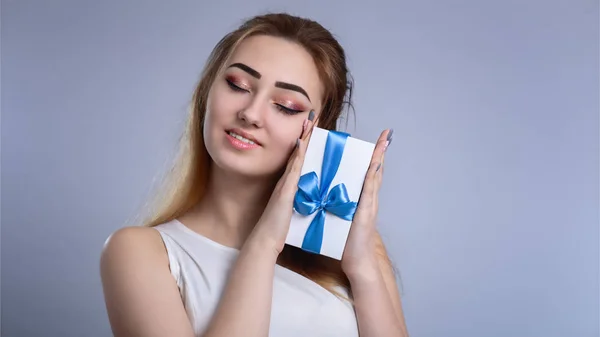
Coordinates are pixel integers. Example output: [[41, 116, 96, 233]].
[[187, 165, 279, 248]]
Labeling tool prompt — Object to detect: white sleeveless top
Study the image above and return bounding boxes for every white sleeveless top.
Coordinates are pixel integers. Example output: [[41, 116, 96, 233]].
[[154, 220, 359, 337]]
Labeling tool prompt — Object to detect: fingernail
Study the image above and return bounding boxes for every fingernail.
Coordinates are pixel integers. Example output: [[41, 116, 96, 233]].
[[385, 129, 394, 151], [387, 129, 394, 142], [308, 110, 315, 121], [296, 139, 300, 147], [376, 163, 381, 172]]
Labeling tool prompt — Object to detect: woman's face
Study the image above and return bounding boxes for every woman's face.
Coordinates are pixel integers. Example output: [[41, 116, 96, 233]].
[[204, 35, 323, 178]]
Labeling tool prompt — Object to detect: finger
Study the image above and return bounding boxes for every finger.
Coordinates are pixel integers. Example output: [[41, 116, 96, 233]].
[[357, 129, 389, 208], [276, 140, 303, 193], [374, 151, 385, 192], [358, 162, 378, 208], [301, 110, 316, 140], [372, 129, 392, 201], [277, 138, 307, 196], [374, 128, 393, 193], [372, 152, 385, 210], [280, 112, 316, 193], [282, 111, 313, 171], [370, 130, 389, 176], [291, 110, 317, 171], [287, 109, 316, 160], [288, 134, 311, 180], [373, 129, 394, 211]]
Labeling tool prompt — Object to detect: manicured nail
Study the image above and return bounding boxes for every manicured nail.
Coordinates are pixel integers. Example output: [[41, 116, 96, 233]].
[[387, 129, 394, 142], [296, 139, 300, 147], [376, 163, 381, 172], [385, 129, 394, 151], [308, 110, 315, 121]]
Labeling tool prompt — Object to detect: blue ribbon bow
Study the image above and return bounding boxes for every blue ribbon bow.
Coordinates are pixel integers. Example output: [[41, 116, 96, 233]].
[[293, 130, 357, 254]]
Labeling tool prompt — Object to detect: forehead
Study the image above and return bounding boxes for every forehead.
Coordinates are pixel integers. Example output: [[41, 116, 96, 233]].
[[227, 35, 323, 103]]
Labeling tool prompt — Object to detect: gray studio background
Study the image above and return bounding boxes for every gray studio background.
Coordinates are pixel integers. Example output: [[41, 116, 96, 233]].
[[2, 1, 598, 336]]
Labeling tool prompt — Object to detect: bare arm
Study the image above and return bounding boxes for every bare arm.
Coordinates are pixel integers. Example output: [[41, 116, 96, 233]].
[[347, 258, 408, 337], [100, 118, 312, 337], [101, 227, 280, 337], [100, 227, 196, 337], [201, 115, 316, 336], [341, 129, 409, 337], [375, 232, 409, 334], [202, 234, 279, 337], [344, 233, 408, 337]]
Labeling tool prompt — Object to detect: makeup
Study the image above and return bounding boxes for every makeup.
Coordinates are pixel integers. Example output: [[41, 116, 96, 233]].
[[274, 81, 311, 102], [277, 100, 305, 112], [228, 63, 261, 79], [225, 75, 250, 93], [225, 129, 260, 150], [384, 129, 394, 151]]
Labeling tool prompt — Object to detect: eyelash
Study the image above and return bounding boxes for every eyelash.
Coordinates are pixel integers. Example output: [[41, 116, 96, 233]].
[[275, 104, 302, 115], [226, 79, 247, 93], [225, 79, 303, 115]]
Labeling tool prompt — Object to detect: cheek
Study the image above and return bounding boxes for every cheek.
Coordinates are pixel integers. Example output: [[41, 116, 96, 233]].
[[268, 119, 303, 155], [205, 87, 241, 130], [208, 79, 251, 113]]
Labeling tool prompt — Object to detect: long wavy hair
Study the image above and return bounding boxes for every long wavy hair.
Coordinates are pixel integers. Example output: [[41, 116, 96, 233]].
[[143, 13, 390, 298]]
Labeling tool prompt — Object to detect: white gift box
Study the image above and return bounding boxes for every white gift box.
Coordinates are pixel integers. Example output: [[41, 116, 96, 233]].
[[285, 126, 376, 260]]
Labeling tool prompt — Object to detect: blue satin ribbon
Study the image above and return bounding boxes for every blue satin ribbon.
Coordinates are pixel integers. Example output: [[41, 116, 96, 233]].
[[293, 130, 357, 254]]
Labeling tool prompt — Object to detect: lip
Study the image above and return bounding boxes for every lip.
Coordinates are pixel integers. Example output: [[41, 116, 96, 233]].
[[225, 128, 261, 150], [226, 128, 262, 146]]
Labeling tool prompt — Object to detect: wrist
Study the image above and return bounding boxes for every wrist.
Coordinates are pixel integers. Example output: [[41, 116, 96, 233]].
[[342, 255, 381, 282], [244, 230, 282, 260]]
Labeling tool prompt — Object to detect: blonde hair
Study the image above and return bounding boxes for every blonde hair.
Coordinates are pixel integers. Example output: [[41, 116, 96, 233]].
[[143, 13, 388, 298]]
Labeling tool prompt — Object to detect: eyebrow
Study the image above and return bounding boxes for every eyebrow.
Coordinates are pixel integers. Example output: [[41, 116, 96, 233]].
[[228, 63, 262, 79], [227, 62, 311, 102], [275, 81, 311, 102]]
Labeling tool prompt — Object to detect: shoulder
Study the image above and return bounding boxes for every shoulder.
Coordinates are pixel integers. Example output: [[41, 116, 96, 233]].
[[100, 226, 194, 336], [100, 226, 169, 277], [102, 226, 166, 256]]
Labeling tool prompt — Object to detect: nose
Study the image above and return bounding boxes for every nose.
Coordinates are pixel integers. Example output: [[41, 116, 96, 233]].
[[238, 97, 266, 128]]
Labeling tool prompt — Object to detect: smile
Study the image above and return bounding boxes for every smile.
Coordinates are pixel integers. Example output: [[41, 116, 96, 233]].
[[225, 129, 261, 150], [227, 131, 256, 145]]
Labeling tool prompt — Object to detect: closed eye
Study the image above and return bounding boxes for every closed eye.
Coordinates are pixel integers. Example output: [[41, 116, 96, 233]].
[[226, 79, 248, 93], [275, 104, 303, 115], [226, 78, 303, 115]]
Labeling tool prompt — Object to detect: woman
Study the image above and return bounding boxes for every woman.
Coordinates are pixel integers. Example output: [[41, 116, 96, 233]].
[[101, 13, 408, 337]]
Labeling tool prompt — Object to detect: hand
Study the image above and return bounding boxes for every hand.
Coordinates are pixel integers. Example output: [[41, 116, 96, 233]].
[[341, 129, 393, 278], [249, 115, 316, 255]]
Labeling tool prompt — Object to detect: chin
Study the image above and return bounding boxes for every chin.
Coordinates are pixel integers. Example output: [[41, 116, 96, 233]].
[[209, 147, 283, 179]]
